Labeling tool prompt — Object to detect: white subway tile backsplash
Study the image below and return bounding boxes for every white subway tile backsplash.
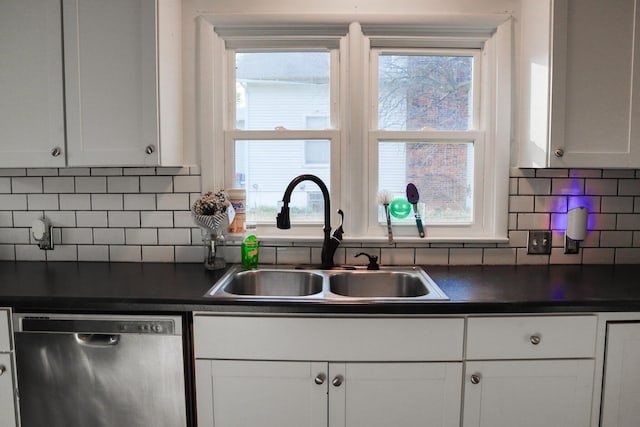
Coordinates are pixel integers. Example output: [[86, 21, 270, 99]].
[[78, 245, 109, 261], [125, 228, 157, 245], [140, 176, 173, 193], [0, 178, 10, 193], [585, 179, 618, 195], [59, 168, 90, 176], [27, 168, 58, 176], [44, 211, 77, 227], [600, 231, 633, 247], [91, 194, 124, 211], [43, 177, 75, 193], [0, 195, 27, 210], [157, 194, 189, 210], [46, 245, 78, 261], [94, 228, 125, 245], [141, 211, 173, 228], [108, 211, 140, 228], [142, 246, 175, 262], [0, 245, 14, 260], [158, 228, 191, 245], [60, 194, 91, 210], [2, 166, 639, 265], [0, 228, 29, 244], [415, 248, 449, 265], [11, 211, 41, 227], [173, 175, 201, 193], [175, 245, 202, 263], [0, 212, 12, 227], [76, 211, 108, 227], [61, 228, 93, 244], [76, 177, 106, 193], [0, 169, 26, 177], [91, 168, 123, 176], [109, 245, 141, 262], [15, 245, 46, 261], [27, 194, 59, 210], [12, 177, 42, 193], [124, 194, 156, 210], [107, 177, 139, 193]]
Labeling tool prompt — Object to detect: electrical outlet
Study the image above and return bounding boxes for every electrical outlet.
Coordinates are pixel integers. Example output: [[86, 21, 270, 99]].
[[527, 230, 551, 255]]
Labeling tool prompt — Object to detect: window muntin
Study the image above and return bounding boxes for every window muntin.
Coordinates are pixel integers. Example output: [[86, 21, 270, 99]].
[[377, 52, 475, 131]]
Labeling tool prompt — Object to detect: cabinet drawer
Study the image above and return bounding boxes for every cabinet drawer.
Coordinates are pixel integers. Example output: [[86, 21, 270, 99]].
[[466, 315, 597, 359], [194, 315, 464, 361], [0, 310, 11, 352]]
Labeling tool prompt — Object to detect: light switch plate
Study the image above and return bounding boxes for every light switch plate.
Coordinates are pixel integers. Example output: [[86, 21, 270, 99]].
[[527, 230, 551, 255]]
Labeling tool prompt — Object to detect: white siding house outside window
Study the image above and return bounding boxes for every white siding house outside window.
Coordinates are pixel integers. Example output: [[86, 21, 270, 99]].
[[206, 20, 511, 242]]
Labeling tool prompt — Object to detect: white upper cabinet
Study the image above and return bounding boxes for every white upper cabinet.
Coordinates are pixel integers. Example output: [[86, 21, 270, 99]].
[[0, 0, 66, 168], [519, 0, 640, 168], [0, 0, 182, 168], [62, 0, 182, 166]]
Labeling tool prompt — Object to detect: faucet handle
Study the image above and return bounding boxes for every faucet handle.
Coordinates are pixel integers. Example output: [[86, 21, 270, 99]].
[[354, 252, 379, 270], [331, 209, 344, 241]]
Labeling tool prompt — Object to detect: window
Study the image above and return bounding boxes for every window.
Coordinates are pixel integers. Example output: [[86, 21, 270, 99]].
[[206, 20, 511, 241]]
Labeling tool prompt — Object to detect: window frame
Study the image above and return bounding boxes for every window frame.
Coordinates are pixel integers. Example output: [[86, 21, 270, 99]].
[[201, 18, 511, 243]]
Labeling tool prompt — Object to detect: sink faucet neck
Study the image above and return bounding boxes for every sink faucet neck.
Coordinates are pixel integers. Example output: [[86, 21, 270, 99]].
[[277, 174, 342, 268]]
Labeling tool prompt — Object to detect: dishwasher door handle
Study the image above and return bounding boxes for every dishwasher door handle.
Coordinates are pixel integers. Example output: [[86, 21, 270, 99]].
[[75, 333, 120, 347]]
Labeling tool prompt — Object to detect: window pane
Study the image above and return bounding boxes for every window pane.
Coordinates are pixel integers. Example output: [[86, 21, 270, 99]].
[[235, 140, 331, 222], [378, 141, 473, 223], [235, 52, 331, 130], [378, 54, 474, 131]]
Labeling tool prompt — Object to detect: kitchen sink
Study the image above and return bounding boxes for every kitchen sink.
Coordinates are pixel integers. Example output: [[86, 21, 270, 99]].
[[205, 266, 449, 302], [221, 270, 324, 297], [329, 271, 429, 298]]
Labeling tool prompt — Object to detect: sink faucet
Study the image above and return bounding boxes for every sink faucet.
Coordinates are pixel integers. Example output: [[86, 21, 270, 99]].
[[276, 174, 344, 268]]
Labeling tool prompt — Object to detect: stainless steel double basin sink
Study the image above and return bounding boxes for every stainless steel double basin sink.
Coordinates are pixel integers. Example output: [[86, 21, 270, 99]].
[[204, 265, 449, 302]]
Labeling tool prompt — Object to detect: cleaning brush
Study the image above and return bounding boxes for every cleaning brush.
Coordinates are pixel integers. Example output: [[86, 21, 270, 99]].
[[377, 190, 394, 244]]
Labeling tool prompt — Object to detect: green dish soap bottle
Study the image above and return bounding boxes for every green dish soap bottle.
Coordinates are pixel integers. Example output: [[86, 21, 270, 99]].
[[241, 222, 259, 269]]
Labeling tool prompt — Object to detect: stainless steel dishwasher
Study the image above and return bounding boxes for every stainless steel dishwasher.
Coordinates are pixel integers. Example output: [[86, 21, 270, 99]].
[[13, 313, 187, 427]]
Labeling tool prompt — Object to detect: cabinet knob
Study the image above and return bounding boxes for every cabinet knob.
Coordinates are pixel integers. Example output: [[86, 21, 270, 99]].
[[51, 147, 62, 157], [554, 148, 564, 158], [470, 374, 481, 384], [0, 365, 6, 376], [314, 373, 326, 385], [332, 375, 344, 387], [530, 334, 542, 345], [145, 145, 155, 155]]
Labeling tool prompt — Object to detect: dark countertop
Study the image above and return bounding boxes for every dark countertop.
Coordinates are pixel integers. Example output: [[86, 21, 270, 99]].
[[2, 261, 640, 314]]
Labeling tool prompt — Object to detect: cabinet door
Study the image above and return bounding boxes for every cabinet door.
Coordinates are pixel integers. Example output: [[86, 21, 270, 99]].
[[329, 362, 462, 427], [553, 0, 640, 168], [0, 0, 66, 167], [196, 360, 328, 427], [0, 354, 16, 427], [601, 323, 640, 427], [62, 0, 159, 166], [463, 360, 594, 427]]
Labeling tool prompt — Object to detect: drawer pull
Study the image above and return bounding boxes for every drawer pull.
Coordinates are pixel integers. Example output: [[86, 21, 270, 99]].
[[530, 335, 542, 345], [470, 374, 481, 384], [314, 373, 326, 385], [332, 375, 344, 387], [0, 365, 6, 376]]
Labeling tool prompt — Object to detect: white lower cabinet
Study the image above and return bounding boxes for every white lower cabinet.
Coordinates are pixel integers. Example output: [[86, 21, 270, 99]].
[[463, 359, 594, 427], [463, 315, 597, 427], [0, 310, 18, 427], [193, 315, 464, 427], [198, 360, 461, 427], [600, 322, 640, 427]]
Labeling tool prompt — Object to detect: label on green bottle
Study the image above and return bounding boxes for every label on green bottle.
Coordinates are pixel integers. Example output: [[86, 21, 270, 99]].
[[241, 235, 259, 269]]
